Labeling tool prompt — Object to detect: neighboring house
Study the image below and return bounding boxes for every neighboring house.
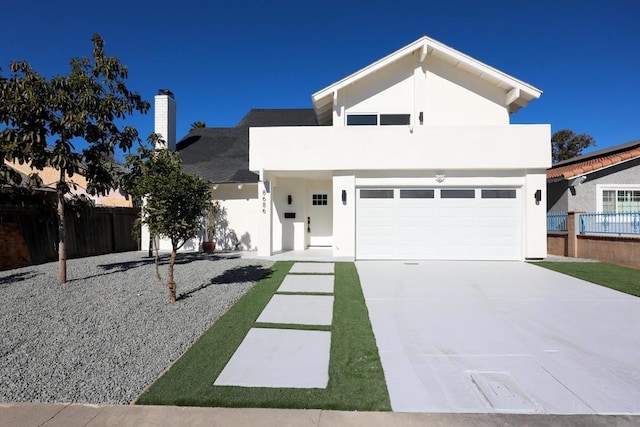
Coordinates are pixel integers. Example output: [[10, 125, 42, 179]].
[[547, 139, 640, 214], [4, 159, 133, 207], [149, 35, 550, 260]]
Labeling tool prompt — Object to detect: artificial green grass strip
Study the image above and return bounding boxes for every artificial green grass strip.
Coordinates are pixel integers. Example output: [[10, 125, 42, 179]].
[[136, 261, 391, 411], [135, 261, 293, 406], [253, 323, 332, 331], [533, 262, 640, 297]]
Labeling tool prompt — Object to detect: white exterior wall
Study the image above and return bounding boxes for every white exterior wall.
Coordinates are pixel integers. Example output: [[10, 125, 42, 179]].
[[425, 55, 509, 125], [257, 180, 272, 256], [340, 55, 414, 123], [333, 174, 356, 257], [524, 171, 548, 258], [250, 125, 550, 172], [333, 52, 509, 128], [250, 125, 550, 260], [141, 183, 258, 253], [212, 183, 259, 251]]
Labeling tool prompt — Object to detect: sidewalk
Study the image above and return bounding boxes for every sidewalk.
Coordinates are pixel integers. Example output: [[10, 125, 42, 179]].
[[2, 403, 638, 427]]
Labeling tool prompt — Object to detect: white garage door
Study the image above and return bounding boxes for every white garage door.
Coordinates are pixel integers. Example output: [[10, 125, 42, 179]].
[[356, 188, 521, 260]]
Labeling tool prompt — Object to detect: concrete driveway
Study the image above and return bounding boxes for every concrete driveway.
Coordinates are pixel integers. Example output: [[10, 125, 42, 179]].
[[356, 261, 640, 414]]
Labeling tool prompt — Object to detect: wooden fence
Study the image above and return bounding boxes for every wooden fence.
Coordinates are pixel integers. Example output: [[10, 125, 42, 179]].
[[0, 205, 140, 269]]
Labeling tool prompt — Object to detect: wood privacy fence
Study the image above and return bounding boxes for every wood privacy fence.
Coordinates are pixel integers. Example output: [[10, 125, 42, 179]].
[[0, 205, 140, 269]]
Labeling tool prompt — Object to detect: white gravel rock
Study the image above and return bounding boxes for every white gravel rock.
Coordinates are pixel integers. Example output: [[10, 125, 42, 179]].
[[0, 251, 273, 404]]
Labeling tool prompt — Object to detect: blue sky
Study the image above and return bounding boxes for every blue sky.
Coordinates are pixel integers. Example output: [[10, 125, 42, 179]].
[[2, 0, 639, 160]]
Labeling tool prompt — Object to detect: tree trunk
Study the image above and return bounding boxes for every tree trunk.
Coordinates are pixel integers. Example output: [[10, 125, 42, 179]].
[[168, 245, 177, 303], [57, 172, 67, 285], [153, 235, 162, 283]]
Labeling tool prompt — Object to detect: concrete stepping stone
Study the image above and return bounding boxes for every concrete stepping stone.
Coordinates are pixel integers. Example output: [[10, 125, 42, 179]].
[[214, 328, 331, 388], [257, 294, 334, 325], [289, 262, 334, 274], [278, 274, 334, 294]]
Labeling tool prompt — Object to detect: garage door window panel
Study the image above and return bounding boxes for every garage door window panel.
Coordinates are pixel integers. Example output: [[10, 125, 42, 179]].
[[360, 189, 394, 199], [441, 189, 475, 199], [400, 189, 434, 199], [481, 189, 517, 199]]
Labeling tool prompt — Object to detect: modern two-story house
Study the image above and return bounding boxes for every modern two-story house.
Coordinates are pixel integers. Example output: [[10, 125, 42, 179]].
[[150, 36, 551, 260]]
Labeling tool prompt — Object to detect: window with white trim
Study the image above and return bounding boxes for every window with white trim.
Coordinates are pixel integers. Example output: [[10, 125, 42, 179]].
[[346, 113, 410, 126], [602, 189, 640, 213], [312, 194, 328, 206]]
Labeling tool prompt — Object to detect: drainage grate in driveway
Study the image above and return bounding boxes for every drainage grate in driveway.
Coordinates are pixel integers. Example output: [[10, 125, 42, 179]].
[[470, 371, 541, 413]]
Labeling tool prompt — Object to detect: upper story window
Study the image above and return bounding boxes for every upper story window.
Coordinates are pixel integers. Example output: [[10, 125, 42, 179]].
[[380, 114, 410, 125], [346, 113, 410, 126], [346, 114, 378, 126]]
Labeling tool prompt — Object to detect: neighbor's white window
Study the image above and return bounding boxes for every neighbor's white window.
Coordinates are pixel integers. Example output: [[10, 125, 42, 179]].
[[600, 188, 640, 213]]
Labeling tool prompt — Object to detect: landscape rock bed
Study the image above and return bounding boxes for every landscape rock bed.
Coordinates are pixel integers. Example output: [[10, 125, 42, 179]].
[[0, 251, 272, 404]]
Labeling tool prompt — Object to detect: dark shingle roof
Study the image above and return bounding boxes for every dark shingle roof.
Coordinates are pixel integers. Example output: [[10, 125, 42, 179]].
[[177, 109, 317, 184], [236, 109, 318, 128]]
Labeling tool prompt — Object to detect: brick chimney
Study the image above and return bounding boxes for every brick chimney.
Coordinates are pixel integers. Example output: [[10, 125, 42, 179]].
[[154, 89, 176, 150]]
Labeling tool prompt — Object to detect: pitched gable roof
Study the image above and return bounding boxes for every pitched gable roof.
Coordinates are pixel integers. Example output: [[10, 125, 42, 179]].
[[312, 35, 543, 125], [177, 109, 317, 184], [547, 139, 640, 181]]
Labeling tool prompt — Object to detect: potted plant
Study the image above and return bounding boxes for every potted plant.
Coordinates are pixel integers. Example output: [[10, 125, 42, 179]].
[[202, 200, 220, 253]]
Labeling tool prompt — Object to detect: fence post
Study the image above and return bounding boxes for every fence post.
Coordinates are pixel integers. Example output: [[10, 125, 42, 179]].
[[567, 211, 584, 258]]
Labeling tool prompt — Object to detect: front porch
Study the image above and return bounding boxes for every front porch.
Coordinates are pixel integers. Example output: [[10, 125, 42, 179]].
[[239, 248, 354, 262], [257, 173, 348, 257]]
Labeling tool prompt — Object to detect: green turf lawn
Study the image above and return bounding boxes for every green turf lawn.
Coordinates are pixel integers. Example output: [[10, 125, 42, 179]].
[[533, 262, 640, 297], [135, 261, 391, 411]]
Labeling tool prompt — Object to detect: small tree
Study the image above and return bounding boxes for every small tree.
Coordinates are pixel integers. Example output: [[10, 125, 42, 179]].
[[0, 34, 149, 284], [124, 135, 211, 303], [552, 129, 596, 163]]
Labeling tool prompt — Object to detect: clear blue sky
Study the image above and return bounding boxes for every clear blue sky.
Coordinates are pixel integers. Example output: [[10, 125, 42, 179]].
[[2, 0, 639, 160]]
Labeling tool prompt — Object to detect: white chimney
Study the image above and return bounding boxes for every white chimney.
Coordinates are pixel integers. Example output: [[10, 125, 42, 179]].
[[154, 89, 176, 151]]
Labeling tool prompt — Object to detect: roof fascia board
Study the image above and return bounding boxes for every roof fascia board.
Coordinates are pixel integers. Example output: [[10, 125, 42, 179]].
[[312, 35, 542, 106]]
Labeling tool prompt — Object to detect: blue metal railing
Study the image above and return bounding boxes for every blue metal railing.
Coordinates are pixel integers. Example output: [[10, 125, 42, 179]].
[[579, 212, 640, 236], [547, 213, 568, 232]]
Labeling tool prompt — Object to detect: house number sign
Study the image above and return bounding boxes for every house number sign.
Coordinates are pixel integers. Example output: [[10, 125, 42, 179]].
[[262, 190, 267, 214]]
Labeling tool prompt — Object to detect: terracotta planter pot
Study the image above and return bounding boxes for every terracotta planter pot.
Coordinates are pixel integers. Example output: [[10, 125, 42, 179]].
[[203, 241, 216, 253]]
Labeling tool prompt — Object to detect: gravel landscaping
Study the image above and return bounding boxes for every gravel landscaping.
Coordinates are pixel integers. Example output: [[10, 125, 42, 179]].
[[0, 251, 273, 404]]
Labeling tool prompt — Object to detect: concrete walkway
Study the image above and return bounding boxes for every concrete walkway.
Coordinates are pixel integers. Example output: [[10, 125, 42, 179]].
[[214, 262, 335, 388], [357, 261, 640, 414], [2, 403, 638, 426]]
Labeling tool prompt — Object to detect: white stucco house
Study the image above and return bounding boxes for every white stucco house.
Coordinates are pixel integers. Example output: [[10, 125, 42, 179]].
[[147, 35, 551, 260]]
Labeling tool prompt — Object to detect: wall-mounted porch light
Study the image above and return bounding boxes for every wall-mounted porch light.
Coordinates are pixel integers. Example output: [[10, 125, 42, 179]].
[[287, 195, 292, 205], [238, 183, 244, 190], [342, 190, 347, 204], [435, 174, 445, 183], [535, 189, 542, 204]]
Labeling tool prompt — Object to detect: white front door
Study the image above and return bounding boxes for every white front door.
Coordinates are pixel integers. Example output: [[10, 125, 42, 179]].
[[307, 181, 333, 247]]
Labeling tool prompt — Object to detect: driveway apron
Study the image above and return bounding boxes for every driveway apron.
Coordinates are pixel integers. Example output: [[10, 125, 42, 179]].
[[356, 261, 640, 414]]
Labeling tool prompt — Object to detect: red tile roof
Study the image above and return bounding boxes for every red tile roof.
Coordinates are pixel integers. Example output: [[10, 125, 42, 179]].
[[547, 143, 640, 180]]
